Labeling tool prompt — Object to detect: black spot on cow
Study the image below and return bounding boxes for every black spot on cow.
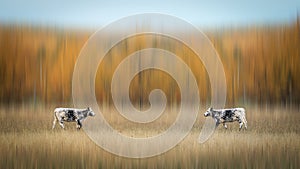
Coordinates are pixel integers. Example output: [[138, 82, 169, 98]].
[[222, 110, 234, 121], [66, 110, 76, 121]]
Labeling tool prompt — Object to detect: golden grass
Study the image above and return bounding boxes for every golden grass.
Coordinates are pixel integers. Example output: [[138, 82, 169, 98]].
[[0, 105, 299, 169]]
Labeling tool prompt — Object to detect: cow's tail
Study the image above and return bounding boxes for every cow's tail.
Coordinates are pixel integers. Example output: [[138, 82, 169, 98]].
[[241, 108, 247, 129], [52, 110, 58, 129]]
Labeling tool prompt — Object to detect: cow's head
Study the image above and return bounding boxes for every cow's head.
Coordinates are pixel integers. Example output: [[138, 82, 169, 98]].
[[87, 107, 95, 116], [204, 107, 213, 117]]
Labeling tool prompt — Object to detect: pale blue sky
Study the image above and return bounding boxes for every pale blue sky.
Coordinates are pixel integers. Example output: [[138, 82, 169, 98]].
[[0, 0, 299, 29]]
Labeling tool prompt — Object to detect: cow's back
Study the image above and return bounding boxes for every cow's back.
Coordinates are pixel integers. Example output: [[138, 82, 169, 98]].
[[54, 108, 67, 113], [234, 108, 246, 117], [235, 108, 245, 113]]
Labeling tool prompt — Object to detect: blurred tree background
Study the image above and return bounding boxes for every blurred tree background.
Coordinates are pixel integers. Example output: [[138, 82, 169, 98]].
[[0, 15, 299, 108]]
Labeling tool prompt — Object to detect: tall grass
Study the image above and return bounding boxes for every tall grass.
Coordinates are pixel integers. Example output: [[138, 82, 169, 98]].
[[0, 105, 299, 169]]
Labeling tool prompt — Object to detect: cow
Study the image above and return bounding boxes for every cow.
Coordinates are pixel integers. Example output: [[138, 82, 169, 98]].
[[204, 107, 247, 130], [52, 107, 95, 130]]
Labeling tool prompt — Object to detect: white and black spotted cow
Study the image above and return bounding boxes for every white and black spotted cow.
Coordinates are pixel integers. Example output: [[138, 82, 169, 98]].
[[52, 107, 95, 130], [204, 107, 248, 130]]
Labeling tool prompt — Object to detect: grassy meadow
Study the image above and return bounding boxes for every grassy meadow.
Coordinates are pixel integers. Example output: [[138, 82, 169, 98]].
[[0, 104, 299, 169]]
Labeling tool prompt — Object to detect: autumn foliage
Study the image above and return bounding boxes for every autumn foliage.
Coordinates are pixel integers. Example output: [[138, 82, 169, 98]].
[[0, 17, 299, 106]]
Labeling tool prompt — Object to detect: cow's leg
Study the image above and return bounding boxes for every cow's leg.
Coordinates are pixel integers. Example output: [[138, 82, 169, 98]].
[[58, 121, 65, 129], [223, 123, 228, 129], [239, 121, 243, 131], [52, 114, 57, 129], [76, 120, 82, 130], [76, 120, 79, 129], [215, 119, 220, 128]]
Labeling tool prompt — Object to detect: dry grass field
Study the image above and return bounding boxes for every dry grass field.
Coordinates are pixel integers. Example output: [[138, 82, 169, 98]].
[[0, 104, 299, 169]]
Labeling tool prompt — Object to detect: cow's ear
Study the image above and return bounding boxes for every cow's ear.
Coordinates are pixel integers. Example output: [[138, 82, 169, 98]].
[[87, 107, 90, 111], [209, 107, 213, 111]]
